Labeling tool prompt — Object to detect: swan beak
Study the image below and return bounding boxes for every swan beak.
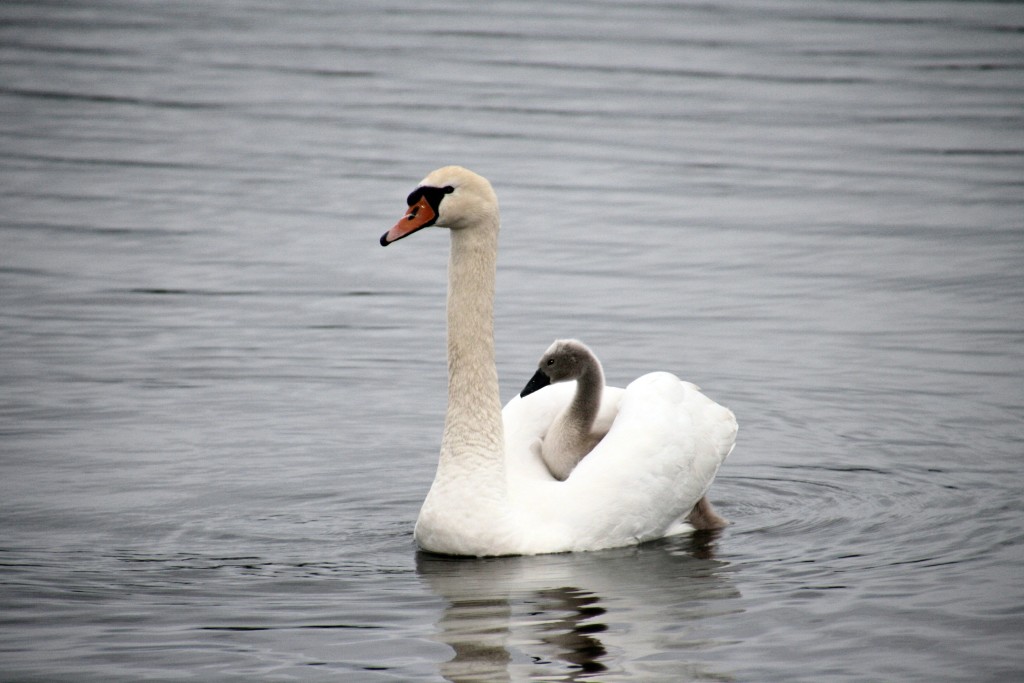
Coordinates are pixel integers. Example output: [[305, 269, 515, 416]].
[[380, 196, 438, 246], [520, 368, 551, 398]]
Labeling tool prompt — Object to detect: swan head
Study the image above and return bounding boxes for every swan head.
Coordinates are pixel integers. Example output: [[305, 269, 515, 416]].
[[520, 339, 599, 397], [380, 166, 499, 246]]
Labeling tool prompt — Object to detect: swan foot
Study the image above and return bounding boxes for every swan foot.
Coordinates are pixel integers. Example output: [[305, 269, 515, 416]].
[[686, 496, 729, 530]]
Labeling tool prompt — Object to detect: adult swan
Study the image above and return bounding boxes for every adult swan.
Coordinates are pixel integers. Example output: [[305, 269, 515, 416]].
[[381, 166, 737, 557]]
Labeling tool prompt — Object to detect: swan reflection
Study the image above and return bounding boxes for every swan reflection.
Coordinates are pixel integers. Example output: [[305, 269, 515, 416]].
[[528, 587, 607, 675], [416, 533, 736, 682]]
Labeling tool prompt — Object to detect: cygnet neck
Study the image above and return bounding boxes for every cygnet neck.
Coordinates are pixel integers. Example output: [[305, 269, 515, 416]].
[[566, 350, 605, 431]]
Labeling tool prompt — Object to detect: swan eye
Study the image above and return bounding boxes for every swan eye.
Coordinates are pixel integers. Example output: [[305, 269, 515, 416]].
[[546, 358, 555, 366], [407, 185, 456, 210]]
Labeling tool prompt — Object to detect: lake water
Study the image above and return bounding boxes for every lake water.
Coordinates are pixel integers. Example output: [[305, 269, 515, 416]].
[[2, 1, 1022, 681]]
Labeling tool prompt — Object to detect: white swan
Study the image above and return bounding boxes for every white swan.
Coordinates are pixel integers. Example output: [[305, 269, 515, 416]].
[[381, 166, 737, 556], [521, 338, 730, 530]]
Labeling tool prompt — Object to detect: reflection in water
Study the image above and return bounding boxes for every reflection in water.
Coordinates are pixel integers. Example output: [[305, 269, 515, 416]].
[[416, 534, 735, 682], [435, 594, 513, 683], [530, 587, 607, 675]]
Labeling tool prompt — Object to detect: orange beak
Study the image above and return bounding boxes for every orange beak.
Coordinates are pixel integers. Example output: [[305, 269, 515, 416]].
[[380, 196, 438, 246]]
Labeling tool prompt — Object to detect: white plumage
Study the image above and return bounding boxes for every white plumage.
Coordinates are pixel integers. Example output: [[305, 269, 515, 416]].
[[381, 166, 737, 556]]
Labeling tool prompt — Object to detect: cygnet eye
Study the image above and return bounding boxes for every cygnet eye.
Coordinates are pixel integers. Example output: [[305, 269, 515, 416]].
[[546, 358, 555, 366]]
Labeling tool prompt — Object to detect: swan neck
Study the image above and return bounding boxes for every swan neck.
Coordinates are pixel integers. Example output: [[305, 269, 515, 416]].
[[442, 222, 504, 466]]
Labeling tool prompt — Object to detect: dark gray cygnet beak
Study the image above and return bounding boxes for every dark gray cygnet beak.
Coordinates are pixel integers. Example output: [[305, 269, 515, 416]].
[[520, 368, 551, 398]]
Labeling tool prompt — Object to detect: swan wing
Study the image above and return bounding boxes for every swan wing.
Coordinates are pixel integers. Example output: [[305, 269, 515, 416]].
[[502, 372, 736, 554], [503, 381, 624, 482]]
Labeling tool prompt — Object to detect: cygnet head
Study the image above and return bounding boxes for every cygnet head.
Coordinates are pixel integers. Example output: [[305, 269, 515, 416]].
[[380, 166, 499, 246], [520, 339, 599, 398]]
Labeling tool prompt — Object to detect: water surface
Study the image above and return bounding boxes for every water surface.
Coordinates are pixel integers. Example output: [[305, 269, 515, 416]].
[[2, 1, 1023, 681]]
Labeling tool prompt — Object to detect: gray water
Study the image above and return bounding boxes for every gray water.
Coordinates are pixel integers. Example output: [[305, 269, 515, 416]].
[[2, 1, 1023, 681]]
